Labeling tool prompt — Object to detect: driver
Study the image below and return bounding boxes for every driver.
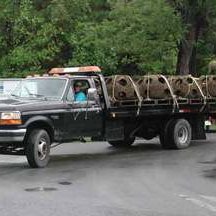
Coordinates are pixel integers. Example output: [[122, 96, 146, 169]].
[[74, 82, 87, 102]]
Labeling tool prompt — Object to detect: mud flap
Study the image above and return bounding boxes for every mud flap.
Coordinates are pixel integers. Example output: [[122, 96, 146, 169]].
[[190, 116, 206, 140], [105, 120, 124, 141]]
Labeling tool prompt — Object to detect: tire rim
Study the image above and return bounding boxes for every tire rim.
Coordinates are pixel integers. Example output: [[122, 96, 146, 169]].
[[38, 138, 48, 161], [178, 127, 188, 144]]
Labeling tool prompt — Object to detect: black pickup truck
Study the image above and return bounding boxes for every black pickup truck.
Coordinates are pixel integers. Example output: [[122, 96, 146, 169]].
[[0, 66, 215, 168]]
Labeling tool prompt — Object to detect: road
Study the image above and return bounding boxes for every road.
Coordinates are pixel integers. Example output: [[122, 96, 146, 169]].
[[0, 134, 216, 216]]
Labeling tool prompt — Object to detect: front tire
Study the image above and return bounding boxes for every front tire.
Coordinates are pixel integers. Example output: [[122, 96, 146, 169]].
[[25, 129, 51, 168], [160, 119, 192, 149]]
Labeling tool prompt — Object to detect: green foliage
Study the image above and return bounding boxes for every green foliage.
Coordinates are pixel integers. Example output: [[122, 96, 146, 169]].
[[0, 0, 214, 77], [168, 0, 216, 75], [195, 1, 216, 75], [0, 0, 62, 76], [70, 0, 183, 75]]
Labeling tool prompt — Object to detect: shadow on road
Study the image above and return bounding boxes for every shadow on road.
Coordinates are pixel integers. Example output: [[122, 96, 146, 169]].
[[49, 140, 209, 167], [50, 142, 162, 162], [0, 139, 214, 170]]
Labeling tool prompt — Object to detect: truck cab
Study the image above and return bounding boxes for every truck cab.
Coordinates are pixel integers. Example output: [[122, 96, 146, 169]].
[[0, 67, 108, 168]]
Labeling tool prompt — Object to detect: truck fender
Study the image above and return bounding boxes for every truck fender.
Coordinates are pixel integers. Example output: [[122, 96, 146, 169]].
[[24, 116, 53, 128], [23, 116, 55, 142]]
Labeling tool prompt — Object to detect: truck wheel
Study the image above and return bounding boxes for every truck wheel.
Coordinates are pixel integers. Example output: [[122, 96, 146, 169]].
[[160, 119, 192, 149], [25, 129, 51, 168], [108, 137, 135, 148]]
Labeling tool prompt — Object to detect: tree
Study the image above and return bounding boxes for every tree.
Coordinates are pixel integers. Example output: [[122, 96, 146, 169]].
[[70, 0, 183, 75], [0, 0, 91, 76], [0, 0, 215, 77], [168, 0, 216, 75]]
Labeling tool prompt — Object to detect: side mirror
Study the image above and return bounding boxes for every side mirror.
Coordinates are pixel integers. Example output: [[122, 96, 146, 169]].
[[87, 88, 98, 101]]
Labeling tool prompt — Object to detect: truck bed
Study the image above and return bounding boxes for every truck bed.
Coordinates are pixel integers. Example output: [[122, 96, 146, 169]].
[[108, 97, 216, 118]]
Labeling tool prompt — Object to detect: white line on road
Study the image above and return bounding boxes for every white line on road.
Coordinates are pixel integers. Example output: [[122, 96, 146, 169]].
[[179, 194, 216, 213], [200, 195, 216, 204]]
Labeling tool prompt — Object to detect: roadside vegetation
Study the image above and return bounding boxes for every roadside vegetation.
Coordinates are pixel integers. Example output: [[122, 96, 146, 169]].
[[0, 0, 216, 77]]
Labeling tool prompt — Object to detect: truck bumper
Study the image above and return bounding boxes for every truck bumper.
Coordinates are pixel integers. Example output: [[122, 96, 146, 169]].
[[0, 129, 26, 142]]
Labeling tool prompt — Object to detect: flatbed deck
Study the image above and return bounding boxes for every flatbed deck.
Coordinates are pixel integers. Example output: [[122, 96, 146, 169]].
[[108, 97, 216, 118]]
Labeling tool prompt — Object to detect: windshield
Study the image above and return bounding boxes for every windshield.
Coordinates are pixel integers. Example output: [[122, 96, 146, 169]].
[[11, 78, 67, 100], [0, 79, 21, 97]]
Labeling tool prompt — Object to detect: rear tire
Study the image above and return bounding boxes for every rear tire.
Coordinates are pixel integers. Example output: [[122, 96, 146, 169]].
[[160, 119, 192, 149], [25, 129, 51, 168], [108, 137, 135, 148]]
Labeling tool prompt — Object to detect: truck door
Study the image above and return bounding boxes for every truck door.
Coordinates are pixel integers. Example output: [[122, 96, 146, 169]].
[[65, 78, 103, 138]]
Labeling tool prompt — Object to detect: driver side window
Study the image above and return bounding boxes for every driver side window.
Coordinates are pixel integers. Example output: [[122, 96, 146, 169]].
[[66, 79, 90, 103], [73, 80, 90, 102], [66, 79, 100, 107]]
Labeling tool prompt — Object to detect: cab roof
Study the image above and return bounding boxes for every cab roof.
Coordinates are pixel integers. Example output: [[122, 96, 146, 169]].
[[26, 66, 101, 78], [26, 75, 91, 80], [48, 66, 101, 75]]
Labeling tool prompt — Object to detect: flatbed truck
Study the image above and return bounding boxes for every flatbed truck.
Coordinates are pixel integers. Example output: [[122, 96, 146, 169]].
[[0, 66, 215, 168]]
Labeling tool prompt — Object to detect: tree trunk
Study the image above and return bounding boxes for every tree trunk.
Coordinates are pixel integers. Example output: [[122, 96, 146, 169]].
[[189, 46, 197, 76], [189, 22, 203, 76], [176, 27, 196, 75]]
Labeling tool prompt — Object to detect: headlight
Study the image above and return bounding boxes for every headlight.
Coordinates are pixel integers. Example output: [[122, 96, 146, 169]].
[[0, 111, 22, 125]]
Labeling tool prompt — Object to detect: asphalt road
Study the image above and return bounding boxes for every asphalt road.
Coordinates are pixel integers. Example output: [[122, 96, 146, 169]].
[[1, 135, 216, 216]]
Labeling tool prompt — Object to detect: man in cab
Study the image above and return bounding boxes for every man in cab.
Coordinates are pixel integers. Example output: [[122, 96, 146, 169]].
[[74, 82, 87, 102]]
